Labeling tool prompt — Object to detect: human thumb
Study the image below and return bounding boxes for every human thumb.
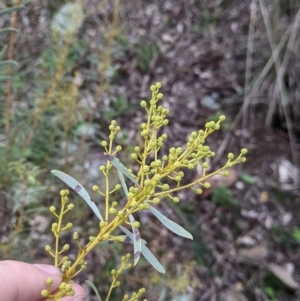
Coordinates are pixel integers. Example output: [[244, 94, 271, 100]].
[[0, 260, 62, 301]]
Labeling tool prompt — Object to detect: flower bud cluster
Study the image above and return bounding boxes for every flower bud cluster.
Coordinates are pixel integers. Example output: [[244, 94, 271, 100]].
[[61, 259, 72, 273], [59, 189, 70, 205], [151, 105, 169, 130], [99, 161, 113, 174], [108, 120, 121, 141], [122, 288, 146, 301], [58, 282, 75, 296]]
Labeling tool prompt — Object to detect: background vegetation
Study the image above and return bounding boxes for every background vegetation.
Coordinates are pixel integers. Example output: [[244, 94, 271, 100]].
[[0, 0, 299, 300]]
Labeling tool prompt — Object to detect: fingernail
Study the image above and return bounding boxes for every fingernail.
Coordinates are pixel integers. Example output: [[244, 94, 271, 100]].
[[33, 264, 61, 276]]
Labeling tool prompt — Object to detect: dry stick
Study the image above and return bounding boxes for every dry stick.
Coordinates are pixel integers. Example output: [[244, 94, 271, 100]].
[[259, 0, 300, 189], [5, 0, 20, 136], [213, 12, 293, 165]]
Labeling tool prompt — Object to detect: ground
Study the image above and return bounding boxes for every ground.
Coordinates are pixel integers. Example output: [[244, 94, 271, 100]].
[[0, 0, 300, 301]]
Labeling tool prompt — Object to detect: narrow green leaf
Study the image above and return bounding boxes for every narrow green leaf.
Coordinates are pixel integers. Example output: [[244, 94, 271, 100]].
[[140, 242, 166, 273], [105, 154, 139, 186], [117, 170, 129, 195], [128, 214, 142, 266], [120, 226, 165, 273], [85, 280, 102, 301], [116, 169, 141, 265], [148, 205, 193, 240], [0, 46, 7, 59], [0, 28, 18, 35], [0, 60, 18, 68], [51, 170, 103, 221], [0, 6, 24, 17]]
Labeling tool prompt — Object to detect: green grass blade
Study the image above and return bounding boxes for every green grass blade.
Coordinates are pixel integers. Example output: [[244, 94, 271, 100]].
[[0, 6, 24, 17], [85, 280, 102, 301], [51, 170, 104, 221], [105, 154, 139, 186], [0, 60, 18, 68], [149, 205, 193, 239]]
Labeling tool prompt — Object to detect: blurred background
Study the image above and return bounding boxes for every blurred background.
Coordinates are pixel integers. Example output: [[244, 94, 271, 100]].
[[0, 0, 300, 300]]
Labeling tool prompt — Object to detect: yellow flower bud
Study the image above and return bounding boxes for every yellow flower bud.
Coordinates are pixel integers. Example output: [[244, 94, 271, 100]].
[[92, 185, 99, 191], [41, 290, 49, 297], [174, 162, 181, 168], [52, 222, 58, 229], [227, 153, 234, 160], [202, 162, 209, 169], [150, 85, 156, 92], [45, 245, 51, 251], [152, 197, 160, 204], [66, 223, 73, 229], [132, 221, 140, 228], [49, 206, 56, 212], [162, 184, 169, 190], [67, 204, 74, 210], [241, 148, 248, 155], [173, 197, 180, 203], [140, 100, 147, 107], [46, 277, 53, 285], [157, 93, 163, 99], [109, 207, 116, 214], [203, 182, 211, 189], [100, 221, 107, 228], [67, 290, 75, 296], [131, 153, 137, 160], [195, 188, 203, 195]]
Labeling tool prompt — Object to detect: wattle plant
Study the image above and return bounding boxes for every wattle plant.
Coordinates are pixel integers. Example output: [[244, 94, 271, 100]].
[[43, 83, 247, 300]]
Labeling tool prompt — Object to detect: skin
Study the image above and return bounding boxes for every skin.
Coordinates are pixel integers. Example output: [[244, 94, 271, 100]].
[[0, 261, 86, 301]]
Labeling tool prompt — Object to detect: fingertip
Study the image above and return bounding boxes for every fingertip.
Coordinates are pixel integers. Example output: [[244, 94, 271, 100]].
[[33, 264, 61, 277]]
